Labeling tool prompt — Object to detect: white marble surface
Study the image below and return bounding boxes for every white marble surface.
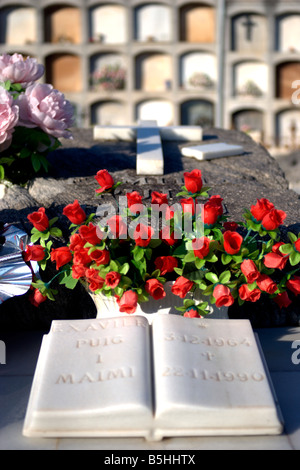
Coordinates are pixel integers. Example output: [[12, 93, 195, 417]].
[[181, 143, 244, 160], [1, 324, 300, 450]]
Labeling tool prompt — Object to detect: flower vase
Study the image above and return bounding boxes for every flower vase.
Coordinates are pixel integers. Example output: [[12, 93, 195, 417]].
[[89, 282, 228, 322]]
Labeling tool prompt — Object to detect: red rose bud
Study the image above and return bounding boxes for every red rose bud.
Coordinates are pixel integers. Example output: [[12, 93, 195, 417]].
[[23, 245, 45, 262], [50, 246, 72, 270], [95, 169, 114, 193], [107, 215, 128, 239], [171, 276, 194, 299], [286, 276, 300, 296], [192, 236, 210, 259], [69, 233, 86, 251], [29, 288, 47, 307], [71, 263, 86, 279], [223, 231, 243, 255], [145, 278, 166, 300], [90, 249, 110, 266], [154, 256, 178, 275], [213, 284, 234, 308], [117, 290, 138, 314], [126, 191, 143, 211], [134, 223, 154, 247], [183, 307, 201, 318], [240, 259, 260, 283], [73, 247, 92, 266], [180, 197, 196, 215], [63, 200, 86, 225], [250, 198, 274, 222], [160, 226, 178, 246], [183, 169, 203, 194], [223, 221, 238, 232], [274, 291, 292, 309], [294, 238, 300, 252], [105, 271, 121, 289], [202, 196, 223, 226], [151, 191, 168, 206], [27, 207, 49, 232], [79, 222, 103, 245], [238, 284, 261, 302], [85, 268, 105, 291], [261, 208, 286, 231], [263, 242, 288, 270], [256, 274, 278, 294]]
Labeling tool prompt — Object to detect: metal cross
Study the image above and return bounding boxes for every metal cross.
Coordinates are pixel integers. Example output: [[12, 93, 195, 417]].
[[242, 14, 257, 41]]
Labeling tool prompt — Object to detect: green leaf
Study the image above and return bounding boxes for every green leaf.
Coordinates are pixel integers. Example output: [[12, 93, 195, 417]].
[[183, 251, 196, 263], [288, 232, 298, 243], [0, 165, 4, 180], [279, 243, 293, 255], [133, 245, 144, 262], [173, 267, 183, 276], [60, 272, 78, 289], [31, 153, 41, 172], [49, 227, 62, 238], [119, 263, 130, 275], [195, 258, 205, 269], [221, 253, 232, 265], [205, 272, 219, 284], [289, 251, 300, 266], [219, 270, 231, 284]]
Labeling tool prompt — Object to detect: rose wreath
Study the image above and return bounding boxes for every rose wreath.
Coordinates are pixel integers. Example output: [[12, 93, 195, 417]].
[[22, 167, 300, 318]]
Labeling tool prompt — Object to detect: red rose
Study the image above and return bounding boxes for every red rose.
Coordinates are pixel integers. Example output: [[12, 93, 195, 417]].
[[69, 233, 85, 251], [50, 246, 72, 270], [95, 169, 114, 193], [134, 223, 154, 247], [85, 268, 105, 291], [151, 191, 168, 206], [238, 284, 261, 302], [63, 199, 86, 225], [23, 245, 45, 262], [183, 169, 203, 194], [154, 256, 178, 275], [183, 307, 201, 318], [126, 191, 143, 213], [261, 208, 286, 231], [223, 231, 243, 255], [213, 284, 234, 308], [202, 195, 223, 226], [27, 207, 49, 232], [180, 197, 197, 216], [240, 259, 260, 283], [117, 290, 138, 314], [107, 215, 127, 239], [286, 276, 300, 296], [29, 288, 47, 307], [105, 271, 121, 289], [256, 274, 278, 294], [90, 249, 110, 266], [72, 263, 86, 279], [250, 198, 274, 222], [192, 236, 210, 259], [160, 226, 178, 246], [145, 279, 166, 300], [294, 239, 300, 252], [223, 221, 238, 232], [79, 222, 103, 245], [73, 247, 92, 266], [264, 242, 288, 270], [171, 276, 194, 299], [274, 291, 292, 309]]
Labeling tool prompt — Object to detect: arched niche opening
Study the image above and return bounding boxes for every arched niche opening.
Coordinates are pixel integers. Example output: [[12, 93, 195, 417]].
[[231, 13, 267, 53], [90, 53, 126, 91], [232, 108, 264, 143], [276, 13, 300, 52], [89, 4, 127, 44], [91, 100, 127, 125], [275, 109, 300, 149], [45, 53, 82, 92], [276, 61, 300, 99], [180, 51, 216, 90], [0, 6, 37, 45], [136, 100, 173, 126], [179, 3, 215, 43], [233, 61, 268, 97], [180, 99, 214, 126], [135, 52, 172, 91], [44, 4, 81, 44], [134, 3, 172, 42]]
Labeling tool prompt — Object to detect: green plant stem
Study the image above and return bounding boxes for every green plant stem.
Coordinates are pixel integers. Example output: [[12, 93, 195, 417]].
[[44, 268, 69, 289]]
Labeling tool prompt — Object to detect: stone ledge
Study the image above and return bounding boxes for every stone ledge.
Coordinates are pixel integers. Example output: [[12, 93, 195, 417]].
[[0, 127, 299, 330]]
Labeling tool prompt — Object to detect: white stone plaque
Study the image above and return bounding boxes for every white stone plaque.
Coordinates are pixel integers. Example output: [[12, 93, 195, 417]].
[[23, 316, 283, 440], [181, 142, 244, 160]]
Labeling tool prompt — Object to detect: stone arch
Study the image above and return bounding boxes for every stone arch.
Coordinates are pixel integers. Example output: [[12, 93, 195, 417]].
[[0, 5, 37, 45], [232, 108, 264, 142], [276, 61, 300, 99], [135, 52, 172, 91], [89, 3, 127, 44], [180, 99, 214, 126], [44, 4, 81, 44], [275, 108, 300, 149], [91, 100, 127, 125], [179, 3, 215, 43], [134, 3, 172, 42], [45, 53, 82, 92], [180, 51, 216, 89], [276, 13, 300, 52], [90, 52, 126, 90], [136, 99, 173, 126], [231, 12, 267, 53], [233, 60, 268, 97]]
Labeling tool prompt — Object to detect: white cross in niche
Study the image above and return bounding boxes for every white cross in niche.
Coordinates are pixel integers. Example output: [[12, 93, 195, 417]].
[[93, 120, 203, 175]]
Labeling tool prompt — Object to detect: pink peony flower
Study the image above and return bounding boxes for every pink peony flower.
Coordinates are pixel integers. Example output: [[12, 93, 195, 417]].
[[0, 53, 44, 87], [16, 83, 74, 139], [0, 86, 19, 150]]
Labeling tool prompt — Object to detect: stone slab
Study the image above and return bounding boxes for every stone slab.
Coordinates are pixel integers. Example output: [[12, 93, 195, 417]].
[[181, 142, 244, 160], [23, 316, 283, 440], [136, 122, 164, 175], [93, 125, 202, 142]]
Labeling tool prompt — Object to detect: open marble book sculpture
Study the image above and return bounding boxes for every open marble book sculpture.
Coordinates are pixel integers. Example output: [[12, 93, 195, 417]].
[[23, 315, 283, 440]]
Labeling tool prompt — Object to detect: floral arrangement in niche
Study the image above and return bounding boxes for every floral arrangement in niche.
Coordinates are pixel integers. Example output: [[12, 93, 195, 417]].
[[23, 168, 300, 318], [0, 53, 74, 184], [238, 79, 263, 97], [90, 64, 126, 91], [188, 72, 214, 89]]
